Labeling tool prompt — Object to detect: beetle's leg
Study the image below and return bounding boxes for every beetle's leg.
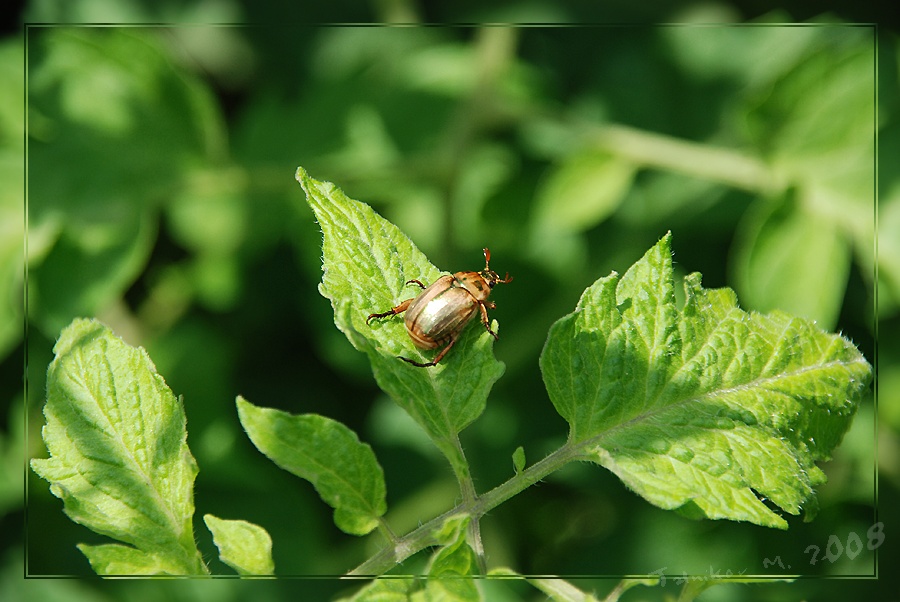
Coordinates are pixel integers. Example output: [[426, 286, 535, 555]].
[[405, 279, 427, 289], [399, 335, 457, 368], [478, 302, 499, 340], [366, 298, 413, 325]]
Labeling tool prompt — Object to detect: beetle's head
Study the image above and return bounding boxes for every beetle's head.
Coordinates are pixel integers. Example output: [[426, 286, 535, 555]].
[[480, 247, 513, 288]]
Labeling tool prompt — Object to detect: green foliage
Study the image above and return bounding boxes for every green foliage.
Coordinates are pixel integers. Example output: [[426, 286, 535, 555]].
[[18, 16, 887, 602], [30, 319, 205, 575], [30, 168, 872, 585], [26, 28, 229, 339], [732, 29, 874, 329], [419, 516, 480, 601], [296, 167, 505, 464], [203, 514, 275, 576], [237, 396, 387, 537], [0, 39, 24, 359], [29, 319, 275, 577], [511, 446, 526, 475], [540, 233, 871, 528]]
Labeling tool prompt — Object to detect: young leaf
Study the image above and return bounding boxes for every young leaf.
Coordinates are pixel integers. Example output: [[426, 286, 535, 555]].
[[423, 515, 479, 601], [295, 166, 505, 451], [540, 233, 871, 529], [203, 514, 275, 576], [512, 446, 526, 475], [30, 318, 206, 575], [236, 396, 387, 536]]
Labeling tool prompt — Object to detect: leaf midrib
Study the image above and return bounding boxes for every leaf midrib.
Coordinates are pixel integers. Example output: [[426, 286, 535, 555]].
[[574, 356, 866, 452]]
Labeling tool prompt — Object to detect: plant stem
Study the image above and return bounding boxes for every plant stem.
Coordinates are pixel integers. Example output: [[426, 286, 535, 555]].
[[585, 123, 782, 194], [346, 440, 582, 576], [445, 435, 487, 573]]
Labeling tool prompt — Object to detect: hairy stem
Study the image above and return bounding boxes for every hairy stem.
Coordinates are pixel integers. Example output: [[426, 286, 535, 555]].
[[347, 440, 582, 576]]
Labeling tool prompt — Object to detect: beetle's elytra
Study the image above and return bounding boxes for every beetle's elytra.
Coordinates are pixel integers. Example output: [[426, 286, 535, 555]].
[[366, 248, 512, 367]]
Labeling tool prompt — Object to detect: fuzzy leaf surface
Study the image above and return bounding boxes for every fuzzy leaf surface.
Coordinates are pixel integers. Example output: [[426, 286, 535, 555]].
[[540, 233, 871, 528], [30, 318, 205, 574], [296, 166, 505, 451]]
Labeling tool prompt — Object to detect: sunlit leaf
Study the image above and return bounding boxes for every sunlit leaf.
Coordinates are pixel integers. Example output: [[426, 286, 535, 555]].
[[541, 233, 871, 529], [204, 514, 275, 575], [30, 319, 206, 575], [295, 167, 506, 457]]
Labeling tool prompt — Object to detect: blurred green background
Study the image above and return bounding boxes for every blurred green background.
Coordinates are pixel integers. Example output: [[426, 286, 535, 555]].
[[3, 0, 897, 600]]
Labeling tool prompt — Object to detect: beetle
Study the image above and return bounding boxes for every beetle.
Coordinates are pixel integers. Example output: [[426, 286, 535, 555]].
[[366, 248, 512, 367]]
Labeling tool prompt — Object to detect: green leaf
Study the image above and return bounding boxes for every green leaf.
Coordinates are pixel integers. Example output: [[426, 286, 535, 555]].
[[236, 396, 386, 536], [738, 33, 874, 322], [29, 207, 158, 338], [512, 446, 526, 475], [295, 167, 505, 453], [431, 513, 471, 547], [745, 34, 874, 180], [528, 151, 634, 274], [532, 150, 634, 235], [27, 28, 228, 339], [76, 543, 198, 576], [732, 190, 852, 330], [540, 233, 871, 529], [419, 515, 479, 602], [203, 514, 275, 576], [30, 318, 206, 575]]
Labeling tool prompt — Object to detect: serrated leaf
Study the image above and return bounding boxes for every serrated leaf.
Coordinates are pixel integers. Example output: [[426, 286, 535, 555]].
[[203, 514, 275, 575], [30, 318, 206, 575], [295, 167, 505, 454], [236, 396, 386, 536], [540, 233, 871, 529]]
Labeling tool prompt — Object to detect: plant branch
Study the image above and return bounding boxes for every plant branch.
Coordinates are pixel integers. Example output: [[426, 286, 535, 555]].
[[346, 440, 582, 576], [585, 123, 782, 194]]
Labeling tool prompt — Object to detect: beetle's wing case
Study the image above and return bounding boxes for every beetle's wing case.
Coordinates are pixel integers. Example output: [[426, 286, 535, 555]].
[[404, 275, 479, 349]]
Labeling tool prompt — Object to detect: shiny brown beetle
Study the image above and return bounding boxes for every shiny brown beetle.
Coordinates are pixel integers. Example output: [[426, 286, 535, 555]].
[[366, 248, 512, 367]]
